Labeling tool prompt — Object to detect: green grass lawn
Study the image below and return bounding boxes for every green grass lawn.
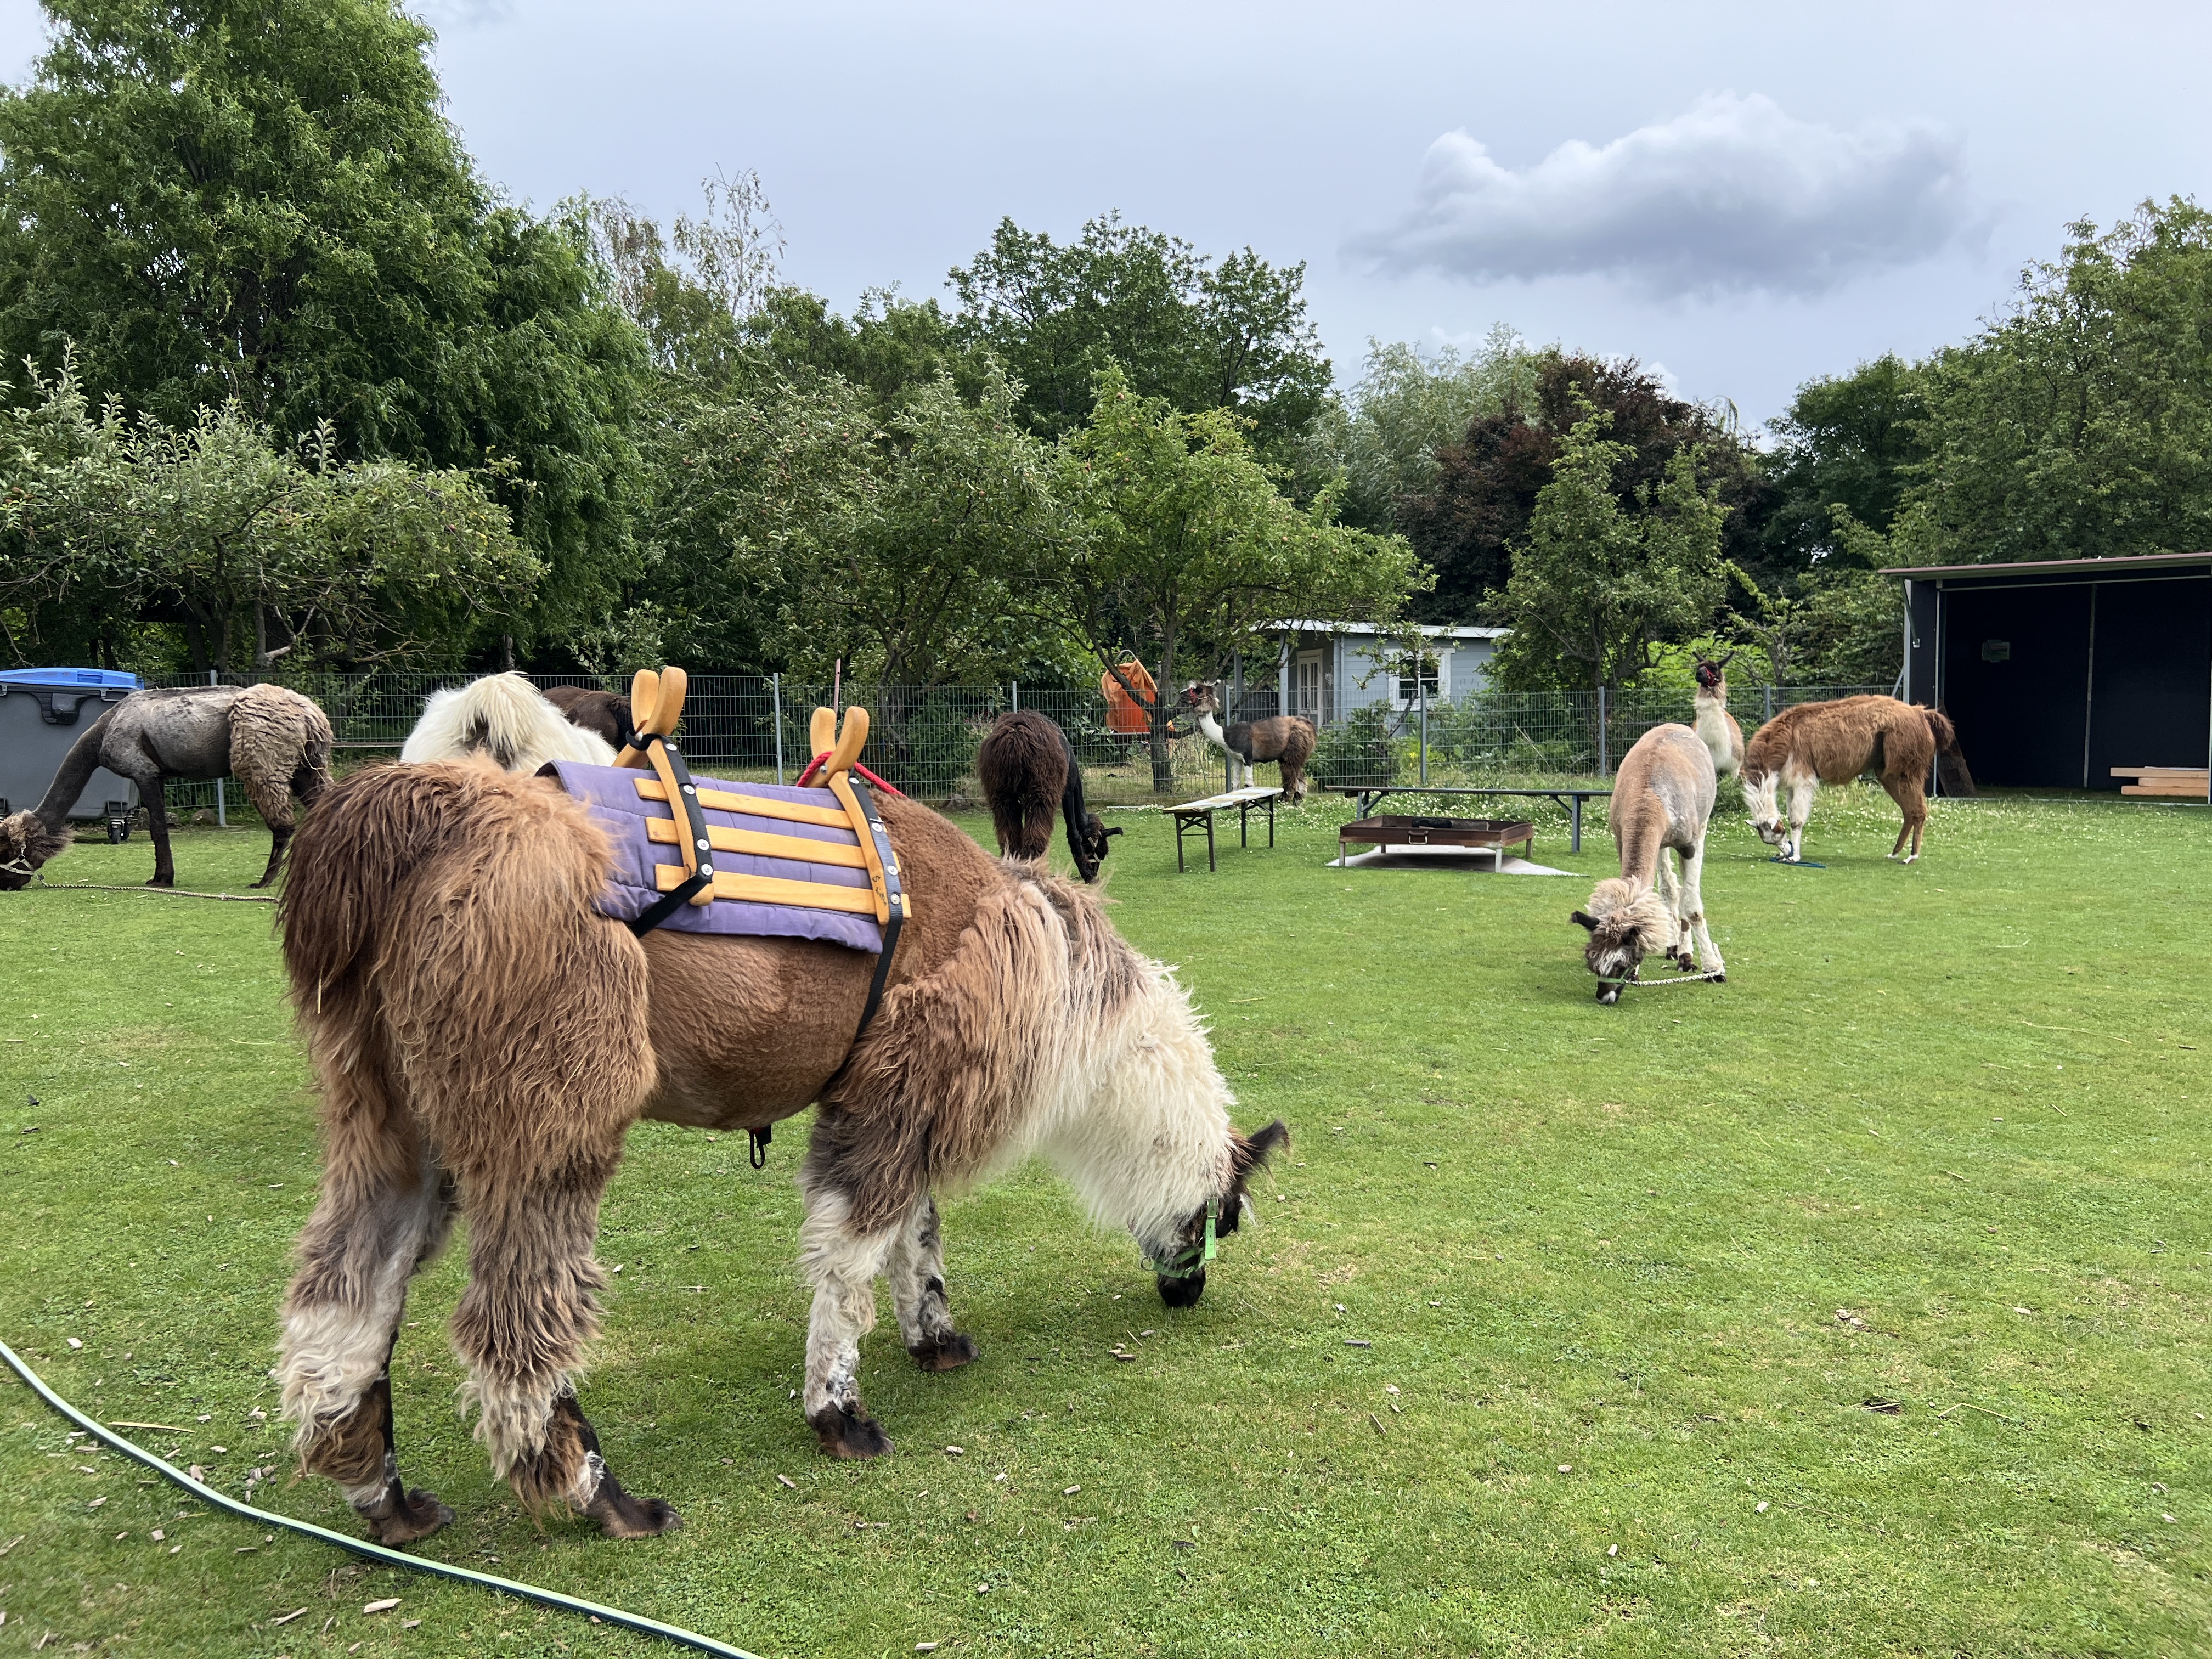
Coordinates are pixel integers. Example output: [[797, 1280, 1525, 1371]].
[[1, 786, 2206, 1657]]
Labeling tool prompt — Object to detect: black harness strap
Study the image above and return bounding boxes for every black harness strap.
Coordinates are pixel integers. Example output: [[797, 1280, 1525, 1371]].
[[848, 776, 905, 1047], [620, 730, 715, 938]]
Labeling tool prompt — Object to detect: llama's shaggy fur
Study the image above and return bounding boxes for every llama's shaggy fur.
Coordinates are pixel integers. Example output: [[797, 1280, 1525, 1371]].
[[1182, 683, 1316, 803], [272, 760, 1281, 1539], [400, 673, 618, 772], [1573, 723, 1723, 1003], [976, 710, 1120, 882], [1742, 695, 1957, 863], [1692, 658, 1744, 779], [0, 684, 331, 889]]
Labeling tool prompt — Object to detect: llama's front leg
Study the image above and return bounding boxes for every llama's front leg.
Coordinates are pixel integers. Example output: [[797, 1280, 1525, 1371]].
[[277, 1113, 456, 1545], [1784, 776, 1816, 862], [1680, 840, 1725, 981], [888, 1194, 979, 1373], [798, 1186, 901, 1458]]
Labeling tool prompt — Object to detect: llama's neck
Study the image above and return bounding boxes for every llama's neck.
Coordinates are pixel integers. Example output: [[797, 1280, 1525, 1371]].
[[1195, 710, 1228, 751], [32, 712, 118, 828]]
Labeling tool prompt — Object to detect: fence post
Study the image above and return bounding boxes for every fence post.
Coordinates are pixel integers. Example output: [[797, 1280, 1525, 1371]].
[[771, 673, 785, 787], [1011, 679, 1019, 713], [1418, 652, 1429, 785], [209, 668, 227, 826], [1597, 685, 1609, 777], [1763, 686, 1774, 724]]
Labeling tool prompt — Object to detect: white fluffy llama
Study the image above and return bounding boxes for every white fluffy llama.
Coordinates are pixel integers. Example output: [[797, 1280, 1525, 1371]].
[[1573, 723, 1724, 1004], [400, 672, 617, 772], [1692, 657, 1743, 778]]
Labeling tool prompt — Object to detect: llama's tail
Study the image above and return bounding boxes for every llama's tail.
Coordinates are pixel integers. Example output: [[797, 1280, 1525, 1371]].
[[278, 761, 618, 1020], [399, 672, 616, 771], [1920, 706, 1959, 755]]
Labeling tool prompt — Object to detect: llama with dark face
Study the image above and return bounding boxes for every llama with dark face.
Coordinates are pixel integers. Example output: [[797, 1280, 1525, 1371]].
[[977, 710, 1119, 882], [1573, 723, 1724, 1004], [1693, 657, 1744, 778], [1181, 684, 1316, 803]]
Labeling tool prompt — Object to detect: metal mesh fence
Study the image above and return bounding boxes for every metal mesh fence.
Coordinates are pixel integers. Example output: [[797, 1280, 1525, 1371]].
[[131, 672, 1893, 819]]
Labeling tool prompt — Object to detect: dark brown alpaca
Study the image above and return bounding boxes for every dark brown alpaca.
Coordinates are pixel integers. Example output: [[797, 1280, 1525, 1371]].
[[273, 759, 1282, 1544], [542, 684, 630, 749], [976, 710, 1120, 882], [1742, 695, 1958, 863], [1181, 684, 1317, 803]]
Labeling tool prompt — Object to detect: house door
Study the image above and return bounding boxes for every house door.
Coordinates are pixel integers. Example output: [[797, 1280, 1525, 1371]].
[[1294, 652, 1324, 724]]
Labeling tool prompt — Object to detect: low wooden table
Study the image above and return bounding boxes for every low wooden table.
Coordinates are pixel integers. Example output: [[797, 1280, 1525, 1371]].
[[1338, 814, 1535, 870], [1169, 785, 1282, 872]]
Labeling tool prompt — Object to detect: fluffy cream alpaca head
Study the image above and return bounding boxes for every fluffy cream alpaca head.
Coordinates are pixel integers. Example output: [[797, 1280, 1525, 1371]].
[[1571, 877, 1673, 1004]]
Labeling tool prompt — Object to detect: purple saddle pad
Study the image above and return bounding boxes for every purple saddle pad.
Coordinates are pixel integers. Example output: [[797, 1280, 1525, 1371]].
[[548, 760, 883, 952]]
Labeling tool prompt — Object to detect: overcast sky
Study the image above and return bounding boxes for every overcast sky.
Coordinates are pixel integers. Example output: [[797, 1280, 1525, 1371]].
[[3, 0, 2207, 425]]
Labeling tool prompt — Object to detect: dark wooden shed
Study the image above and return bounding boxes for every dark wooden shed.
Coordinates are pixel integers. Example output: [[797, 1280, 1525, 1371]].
[[1887, 551, 2211, 797]]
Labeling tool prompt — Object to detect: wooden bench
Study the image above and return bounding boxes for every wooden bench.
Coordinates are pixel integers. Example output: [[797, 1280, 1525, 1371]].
[[1169, 785, 1281, 872], [2112, 766, 2210, 799], [1338, 815, 1534, 870]]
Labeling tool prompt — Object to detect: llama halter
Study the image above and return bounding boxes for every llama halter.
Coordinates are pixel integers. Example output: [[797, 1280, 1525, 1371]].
[[1143, 1198, 1220, 1278]]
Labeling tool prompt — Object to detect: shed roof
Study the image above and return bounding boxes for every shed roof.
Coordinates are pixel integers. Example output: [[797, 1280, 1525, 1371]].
[[1881, 550, 2212, 580]]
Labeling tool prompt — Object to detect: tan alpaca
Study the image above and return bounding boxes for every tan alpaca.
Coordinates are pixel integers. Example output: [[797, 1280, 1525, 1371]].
[[1742, 696, 1957, 864], [1573, 723, 1724, 1004], [1692, 657, 1743, 778]]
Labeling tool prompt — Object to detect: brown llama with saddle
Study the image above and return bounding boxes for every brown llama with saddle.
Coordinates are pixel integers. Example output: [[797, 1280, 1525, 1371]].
[[1742, 695, 1958, 864], [1181, 682, 1316, 803], [1573, 723, 1724, 1003], [272, 674, 1283, 1545], [976, 709, 1120, 882]]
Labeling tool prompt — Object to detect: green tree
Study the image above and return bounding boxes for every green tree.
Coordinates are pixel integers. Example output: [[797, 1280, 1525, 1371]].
[[0, 0, 645, 646], [588, 170, 783, 385], [947, 213, 1331, 452], [1893, 199, 2212, 565], [0, 360, 538, 670], [1046, 368, 1420, 788], [1753, 354, 1928, 579], [1487, 404, 1728, 692]]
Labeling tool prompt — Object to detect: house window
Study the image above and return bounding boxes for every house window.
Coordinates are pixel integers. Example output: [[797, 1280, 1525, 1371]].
[[1395, 651, 1441, 705]]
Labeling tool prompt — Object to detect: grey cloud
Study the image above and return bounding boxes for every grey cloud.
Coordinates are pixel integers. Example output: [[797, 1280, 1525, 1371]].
[[1354, 92, 1982, 298]]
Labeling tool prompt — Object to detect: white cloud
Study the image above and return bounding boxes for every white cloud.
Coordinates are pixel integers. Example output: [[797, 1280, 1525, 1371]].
[[1354, 93, 1982, 298]]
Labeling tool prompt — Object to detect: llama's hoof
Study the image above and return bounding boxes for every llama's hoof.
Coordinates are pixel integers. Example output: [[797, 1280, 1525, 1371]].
[[587, 1480, 684, 1540], [809, 1403, 894, 1460], [145, 876, 175, 889], [367, 1488, 453, 1546], [1157, 1266, 1206, 1308], [909, 1333, 979, 1372], [1710, 972, 1727, 984]]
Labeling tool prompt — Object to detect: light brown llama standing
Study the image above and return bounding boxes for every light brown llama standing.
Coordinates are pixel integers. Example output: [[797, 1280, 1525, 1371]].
[[1573, 723, 1724, 1004], [1742, 695, 1956, 864]]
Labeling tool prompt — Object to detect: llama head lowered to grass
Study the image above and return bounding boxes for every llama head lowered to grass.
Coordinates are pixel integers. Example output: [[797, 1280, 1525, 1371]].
[[1572, 879, 1678, 1005]]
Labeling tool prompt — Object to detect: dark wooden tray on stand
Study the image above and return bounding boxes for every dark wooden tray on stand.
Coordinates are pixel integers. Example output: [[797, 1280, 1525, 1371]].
[[1337, 814, 1535, 867]]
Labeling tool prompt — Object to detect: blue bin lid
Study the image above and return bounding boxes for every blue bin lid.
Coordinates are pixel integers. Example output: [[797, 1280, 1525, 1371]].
[[0, 667, 141, 690]]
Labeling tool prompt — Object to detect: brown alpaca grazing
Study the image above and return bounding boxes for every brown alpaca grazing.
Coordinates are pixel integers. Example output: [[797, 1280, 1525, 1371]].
[[1181, 684, 1316, 803], [543, 684, 630, 749], [0, 684, 331, 890], [273, 759, 1284, 1544], [1692, 657, 1744, 778], [1742, 696, 1957, 864], [1573, 723, 1724, 1003], [976, 710, 1120, 882]]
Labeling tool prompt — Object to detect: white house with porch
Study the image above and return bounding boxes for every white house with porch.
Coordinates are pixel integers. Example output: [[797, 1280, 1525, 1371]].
[[1243, 622, 1508, 724]]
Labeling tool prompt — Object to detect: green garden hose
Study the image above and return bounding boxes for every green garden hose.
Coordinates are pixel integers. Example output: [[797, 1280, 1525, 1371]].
[[0, 1338, 763, 1658]]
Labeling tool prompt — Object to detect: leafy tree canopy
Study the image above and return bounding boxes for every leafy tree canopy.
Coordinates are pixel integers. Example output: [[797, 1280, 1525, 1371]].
[[1045, 367, 1420, 787], [0, 0, 646, 643], [1486, 402, 1728, 692], [1752, 353, 1928, 580], [947, 213, 1331, 453], [0, 360, 537, 672]]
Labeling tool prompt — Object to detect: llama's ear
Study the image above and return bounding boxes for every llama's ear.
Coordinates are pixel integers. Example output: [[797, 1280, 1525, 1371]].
[[1571, 910, 1599, 931], [1233, 1119, 1290, 1175], [1102, 825, 1124, 839]]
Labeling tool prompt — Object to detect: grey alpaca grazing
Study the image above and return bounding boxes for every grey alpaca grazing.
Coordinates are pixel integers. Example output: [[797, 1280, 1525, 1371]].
[[0, 684, 332, 889]]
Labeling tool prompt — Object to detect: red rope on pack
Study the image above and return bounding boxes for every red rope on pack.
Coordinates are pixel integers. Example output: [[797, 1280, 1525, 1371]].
[[792, 751, 905, 797]]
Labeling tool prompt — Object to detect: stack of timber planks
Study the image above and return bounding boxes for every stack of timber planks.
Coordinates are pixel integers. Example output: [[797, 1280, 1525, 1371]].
[[2111, 765, 2211, 798]]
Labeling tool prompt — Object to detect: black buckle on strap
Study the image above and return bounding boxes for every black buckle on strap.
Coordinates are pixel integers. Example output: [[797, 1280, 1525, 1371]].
[[748, 1126, 771, 1169], [624, 734, 716, 938]]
